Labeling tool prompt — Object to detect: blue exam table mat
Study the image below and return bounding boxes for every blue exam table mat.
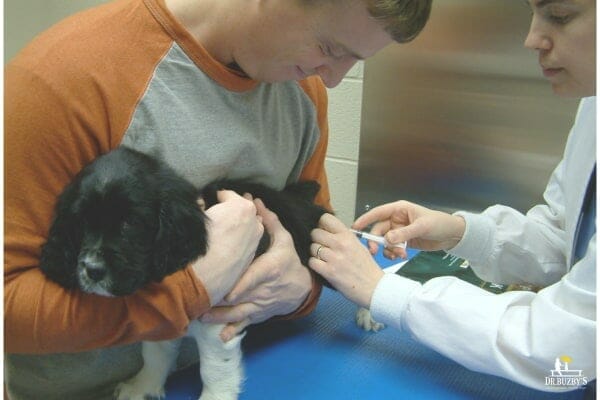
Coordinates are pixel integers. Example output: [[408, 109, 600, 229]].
[[164, 247, 586, 399]]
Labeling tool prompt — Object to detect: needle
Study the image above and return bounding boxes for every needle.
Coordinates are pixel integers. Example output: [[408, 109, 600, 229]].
[[350, 229, 407, 249]]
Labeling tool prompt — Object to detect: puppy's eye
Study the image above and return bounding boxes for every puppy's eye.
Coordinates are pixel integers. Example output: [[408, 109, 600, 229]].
[[121, 221, 136, 233], [121, 218, 143, 231]]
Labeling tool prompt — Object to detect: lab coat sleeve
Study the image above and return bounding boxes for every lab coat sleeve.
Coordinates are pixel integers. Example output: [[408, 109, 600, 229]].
[[370, 246, 595, 392], [449, 160, 568, 287], [449, 98, 595, 288]]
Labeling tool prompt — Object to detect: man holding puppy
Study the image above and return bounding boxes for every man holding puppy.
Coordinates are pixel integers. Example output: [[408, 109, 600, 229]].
[[5, 0, 431, 398]]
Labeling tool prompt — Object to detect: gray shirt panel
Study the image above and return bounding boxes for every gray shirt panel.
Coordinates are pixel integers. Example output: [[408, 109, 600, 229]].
[[121, 43, 321, 190]]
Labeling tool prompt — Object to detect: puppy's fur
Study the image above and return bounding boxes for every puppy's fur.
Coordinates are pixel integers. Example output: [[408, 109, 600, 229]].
[[41, 147, 209, 297], [40, 146, 328, 400]]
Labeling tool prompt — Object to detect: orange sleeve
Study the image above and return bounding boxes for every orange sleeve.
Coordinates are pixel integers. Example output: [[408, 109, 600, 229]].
[[4, 64, 211, 354], [4, 2, 210, 354], [298, 76, 332, 211]]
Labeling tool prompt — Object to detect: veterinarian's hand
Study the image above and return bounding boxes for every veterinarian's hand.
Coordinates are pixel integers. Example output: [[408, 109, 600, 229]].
[[201, 198, 312, 342], [309, 214, 384, 309], [353, 200, 466, 260], [191, 190, 264, 306]]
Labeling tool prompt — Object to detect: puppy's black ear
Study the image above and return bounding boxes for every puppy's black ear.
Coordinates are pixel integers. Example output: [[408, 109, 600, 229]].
[[39, 184, 83, 289], [153, 184, 209, 280]]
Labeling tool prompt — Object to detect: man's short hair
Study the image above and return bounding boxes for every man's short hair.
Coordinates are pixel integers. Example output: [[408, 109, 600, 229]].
[[367, 0, 432, 43], [300, 0, 432, 44]]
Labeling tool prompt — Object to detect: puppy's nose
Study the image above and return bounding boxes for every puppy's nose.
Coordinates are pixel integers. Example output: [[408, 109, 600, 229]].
[[84, 263, 107, 282]]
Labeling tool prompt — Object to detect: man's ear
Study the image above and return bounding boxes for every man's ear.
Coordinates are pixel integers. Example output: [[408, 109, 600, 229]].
[[153, 192, 209, 280]]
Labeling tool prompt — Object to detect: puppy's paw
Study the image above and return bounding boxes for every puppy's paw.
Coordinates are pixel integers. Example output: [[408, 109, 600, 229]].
[[114, 379, 165, 400], [355, 307, 385, 332]]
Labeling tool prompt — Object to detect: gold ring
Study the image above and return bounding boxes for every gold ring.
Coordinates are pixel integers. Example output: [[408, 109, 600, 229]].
[[316, 245, 324, 261]]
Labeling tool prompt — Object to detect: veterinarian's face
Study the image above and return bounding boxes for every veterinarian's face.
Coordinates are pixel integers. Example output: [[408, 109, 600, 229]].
[[234, 0, 392, 88], [524, 0, 596, 97]]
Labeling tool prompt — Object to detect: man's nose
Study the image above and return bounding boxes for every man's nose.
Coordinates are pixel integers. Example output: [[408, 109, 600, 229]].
[[317, 58, 358, 88]]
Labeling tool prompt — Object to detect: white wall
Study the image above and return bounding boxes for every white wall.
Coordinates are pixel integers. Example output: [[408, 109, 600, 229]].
[[5, 1, 362, 227], [325, 64, 364, 226], [4, 0, 107, 62]]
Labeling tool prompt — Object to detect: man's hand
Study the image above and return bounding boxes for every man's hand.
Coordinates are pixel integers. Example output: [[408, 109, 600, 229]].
[[191, 190, 264, 306], [201, 198, 312, 342]]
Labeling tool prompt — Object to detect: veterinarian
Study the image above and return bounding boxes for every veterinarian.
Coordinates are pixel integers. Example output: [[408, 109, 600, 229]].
[[310, 0, 596, 394], [4, 0, 432, 398]]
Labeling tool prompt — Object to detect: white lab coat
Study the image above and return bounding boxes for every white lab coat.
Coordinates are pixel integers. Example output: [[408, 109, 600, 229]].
[[369, 97, 596, 392]]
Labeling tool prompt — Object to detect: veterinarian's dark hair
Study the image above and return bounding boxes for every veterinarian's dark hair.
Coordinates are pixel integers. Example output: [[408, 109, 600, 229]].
[[299, 0, 432, 43]]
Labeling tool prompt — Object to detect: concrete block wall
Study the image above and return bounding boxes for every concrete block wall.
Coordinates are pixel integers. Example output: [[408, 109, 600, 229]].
[[325, 63, 364, 226]]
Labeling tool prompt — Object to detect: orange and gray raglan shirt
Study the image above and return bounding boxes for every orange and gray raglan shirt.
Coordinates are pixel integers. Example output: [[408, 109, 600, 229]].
[[5, 0, 330, 397]]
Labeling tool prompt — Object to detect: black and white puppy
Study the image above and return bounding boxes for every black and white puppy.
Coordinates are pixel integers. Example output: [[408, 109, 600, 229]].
[[40, 146, 329, 400]]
